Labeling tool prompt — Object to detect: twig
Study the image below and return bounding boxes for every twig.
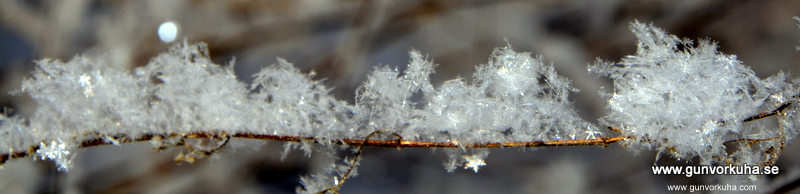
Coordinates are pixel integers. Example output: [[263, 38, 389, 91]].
[[0, 132, 624, 165], [318, 130, 395, 194], [0, 99, 792, 166], [743, 102, 793, 122]]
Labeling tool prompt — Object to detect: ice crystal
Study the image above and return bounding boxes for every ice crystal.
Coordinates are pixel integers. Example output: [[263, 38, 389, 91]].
[[35, 139, 74, 171], [462, 151, 489, 173]]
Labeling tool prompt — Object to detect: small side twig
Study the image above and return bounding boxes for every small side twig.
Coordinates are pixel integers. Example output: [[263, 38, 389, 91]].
[[723, 136, 780, 147], [319, 130, 396, 194], [743, 101, 793, 122]]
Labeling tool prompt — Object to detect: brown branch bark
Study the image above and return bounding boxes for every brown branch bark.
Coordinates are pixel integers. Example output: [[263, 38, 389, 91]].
[[0, 132, 626, 165], [0, 100, 792, 165]]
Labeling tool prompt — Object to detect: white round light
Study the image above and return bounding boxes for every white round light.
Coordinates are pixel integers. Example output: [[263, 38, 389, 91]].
[[158, 21, 178, 43]]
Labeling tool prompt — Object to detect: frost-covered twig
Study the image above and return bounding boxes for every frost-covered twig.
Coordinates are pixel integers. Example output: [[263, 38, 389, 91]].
[[2, 20, 800, 193], [0, 132, 626, 165]]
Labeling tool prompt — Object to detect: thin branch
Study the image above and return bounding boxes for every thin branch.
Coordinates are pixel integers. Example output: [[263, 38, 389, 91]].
[[319, 130, 393, 194], [230, 133, 625, 148], [0, 100, 793, 165], [723, 136, 781, 147], [743, 101, 793, 122], [0, 132, 624, 165]]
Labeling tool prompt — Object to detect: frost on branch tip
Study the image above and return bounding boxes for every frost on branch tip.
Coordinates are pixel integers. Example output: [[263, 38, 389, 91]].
[[590, 21, 798, 166]]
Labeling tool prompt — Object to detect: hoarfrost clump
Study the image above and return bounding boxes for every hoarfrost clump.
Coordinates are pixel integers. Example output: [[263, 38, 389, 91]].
[[424, 48, 597, 144], [13, 54, 150, 171], [139, 42, 256, 134], [4, 41, 361, 171], [357, 48, 598, 145], [356, 47, 598, 173], [2, 39, 601, 192], [590, 21, 795, 165], [250, 58, 357, 140]]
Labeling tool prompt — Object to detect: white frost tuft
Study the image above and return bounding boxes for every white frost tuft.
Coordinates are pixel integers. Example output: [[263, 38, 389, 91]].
[[590, 21, 790, 165]]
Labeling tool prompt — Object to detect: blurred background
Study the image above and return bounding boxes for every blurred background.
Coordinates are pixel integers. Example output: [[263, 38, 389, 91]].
[[1, 0, 800, 193]]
